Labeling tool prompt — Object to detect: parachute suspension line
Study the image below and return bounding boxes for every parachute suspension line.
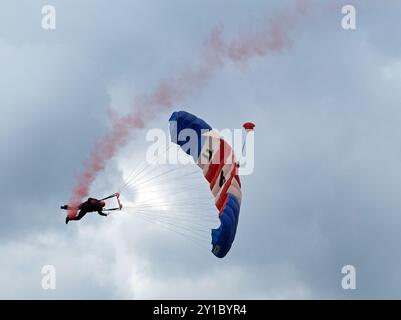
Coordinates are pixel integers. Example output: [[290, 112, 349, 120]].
[[123, 214, 216, 237], [119, 146, 159, 193], [121, 142, 209, 196], [126, 169, 200, 192], [121, 162, 218, 236], [132, 213, 206, 243], [123, 202, 215, 212], [124, 165, 186, 191], [119, 164, 216, 218], [129, 195, 214, 208], [132, 210, 212, 235], [119, 159, 147, 192], [119, 160, 154, 193], [122, 158, 198, 190], [132, 184, 209, 200], [132, 212, 211, 242], [122, 172, 203, 201], [123, 191, 218, 222], [122, 208, 216, 222], [119, 144, 175, 193], [123, 196, 216, 213], [117, 142, 220, 253], [130, 211, 210, 250], [129, 212, 217, 226], [135, 182, 207, 194], [127, 203, 213, 211], [122, 160, 216, 214]]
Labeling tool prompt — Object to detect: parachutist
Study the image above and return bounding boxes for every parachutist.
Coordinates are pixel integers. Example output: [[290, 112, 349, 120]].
[[61, 193, 122, 224], [61, 198, 107, 224]]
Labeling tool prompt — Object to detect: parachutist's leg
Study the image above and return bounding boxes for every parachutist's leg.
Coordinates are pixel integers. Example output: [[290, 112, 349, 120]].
[[67, 210, 87, 224], [65, 208, 85, 225], [73, 210, 88, 221]]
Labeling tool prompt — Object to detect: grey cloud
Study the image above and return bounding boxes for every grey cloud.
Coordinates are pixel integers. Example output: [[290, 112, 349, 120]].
[[1, 0, 401, 299]]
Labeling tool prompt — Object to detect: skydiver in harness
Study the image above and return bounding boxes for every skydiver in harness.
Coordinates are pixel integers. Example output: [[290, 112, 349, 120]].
[[61, 193, 122, 224]]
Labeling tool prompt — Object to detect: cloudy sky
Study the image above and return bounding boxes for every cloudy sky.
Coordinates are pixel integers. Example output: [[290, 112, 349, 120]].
[[1, 0, 401, 299]]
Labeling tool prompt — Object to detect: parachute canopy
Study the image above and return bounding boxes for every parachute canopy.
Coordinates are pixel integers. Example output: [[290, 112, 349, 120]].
[[169, 111, 242, 258]]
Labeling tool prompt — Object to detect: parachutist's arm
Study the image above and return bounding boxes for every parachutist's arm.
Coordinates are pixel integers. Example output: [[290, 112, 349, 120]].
[[98, 211, 107, 216], [101, 194, 118, 201]]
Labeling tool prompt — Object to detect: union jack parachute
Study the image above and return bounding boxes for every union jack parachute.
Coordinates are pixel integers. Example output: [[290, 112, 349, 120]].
[[169, 111, 248, 258]]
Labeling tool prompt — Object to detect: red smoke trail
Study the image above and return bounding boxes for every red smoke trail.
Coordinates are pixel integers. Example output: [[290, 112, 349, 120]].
[[68, 0, 310, 216]]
